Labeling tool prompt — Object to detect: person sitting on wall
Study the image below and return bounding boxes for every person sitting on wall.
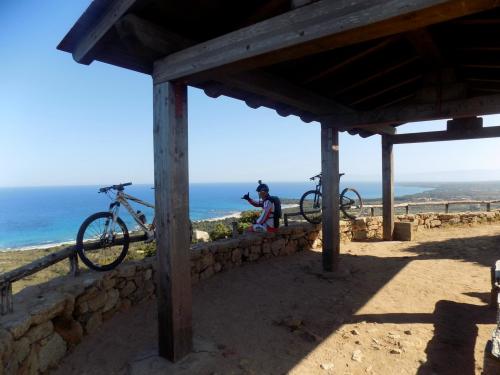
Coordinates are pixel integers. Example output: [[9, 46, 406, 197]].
[[242, 180, 278, 233]]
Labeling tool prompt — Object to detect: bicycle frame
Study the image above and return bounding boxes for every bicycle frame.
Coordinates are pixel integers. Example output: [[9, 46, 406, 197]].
[[106, 191, 155, 235]]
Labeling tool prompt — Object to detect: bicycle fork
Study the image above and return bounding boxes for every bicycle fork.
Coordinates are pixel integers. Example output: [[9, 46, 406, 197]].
[[102, 202, 121, 244]]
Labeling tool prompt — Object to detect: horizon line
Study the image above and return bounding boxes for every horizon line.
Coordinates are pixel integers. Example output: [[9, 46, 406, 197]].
[[2, 179, 500, 189]]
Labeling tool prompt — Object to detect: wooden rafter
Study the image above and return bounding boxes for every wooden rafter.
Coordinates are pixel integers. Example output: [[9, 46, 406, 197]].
[[462, 64, 500, 69], [322, 93, 500, 127], [405, 28, 445, 67], [375, 93, 416, 109], [72, 0, 138, 64], [333, 56, 420, 96], [153, 0, 500, 83], [115, 14, 193, 60], [302, 36, 400, 84], [388, 125, 500, 144], [213, 71, 352, 115], [466, 78, 500, 84], [350, 75, 422, 106]]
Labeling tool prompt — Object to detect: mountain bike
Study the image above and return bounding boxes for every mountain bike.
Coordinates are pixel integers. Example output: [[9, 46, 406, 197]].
[[299, 173, 363, 224], [76, 182, 156, 271]]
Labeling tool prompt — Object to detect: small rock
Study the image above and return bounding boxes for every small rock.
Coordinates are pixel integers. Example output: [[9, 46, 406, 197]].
[[365, 365, 373, 373], [351, 329, 360, 336], [320, 362, 335, 370], [404, 329, 412, 335], [283, 317, 302, 330], [390, 348, 402, 354], [355, 340, 361, 345], [351, 349, 363, 362]]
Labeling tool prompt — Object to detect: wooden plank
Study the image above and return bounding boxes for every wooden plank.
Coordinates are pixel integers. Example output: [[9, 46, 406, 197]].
[[153, 0, 500, 83], [115, 14, 193, 59], [382, 135, 394, 240], [303, 36, 400, 84], [153, 81, 192, 361], [388, 125, 500, 144], [405, 28, 445, 67], [0, 233, 146, 285], [107, 16, 354, 118], [333, 56, 420, 96], [323, 94, 500, 128], [355, 125, 397, 135], [210, 71, 352, 115], [350, 74, 423, 105], [73, 0, 138, 64], [321, 124, 340, 271]]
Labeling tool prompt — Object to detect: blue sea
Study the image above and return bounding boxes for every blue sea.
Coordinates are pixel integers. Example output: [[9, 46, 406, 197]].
[[0, 182, 430, 250]]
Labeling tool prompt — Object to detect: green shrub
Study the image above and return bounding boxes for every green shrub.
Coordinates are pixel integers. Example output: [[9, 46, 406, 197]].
[[209, 223, 232, 241], [238, 222, 252, 234], [239, 210, 260, 224]]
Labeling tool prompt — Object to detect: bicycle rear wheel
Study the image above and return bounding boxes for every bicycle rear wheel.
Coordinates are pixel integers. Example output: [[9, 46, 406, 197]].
[[76, 212, 129, 271], [340, 188, 363, 220], [300, 190, 322, 224]]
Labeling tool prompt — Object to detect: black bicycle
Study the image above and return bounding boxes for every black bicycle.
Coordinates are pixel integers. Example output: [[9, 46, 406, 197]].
[[299, 173, 363, 224]]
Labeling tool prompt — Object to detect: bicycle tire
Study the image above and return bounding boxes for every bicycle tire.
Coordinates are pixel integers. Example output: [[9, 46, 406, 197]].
[[340, 188, 363, 220], [300, 190, 323, 224], [76, 212, 129, 271]]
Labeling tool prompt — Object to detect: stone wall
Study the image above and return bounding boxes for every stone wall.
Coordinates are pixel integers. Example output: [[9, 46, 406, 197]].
[[2, 210, 500, 373], [189, 223, 322, 284], [0, 223, 321, 374], [0, 262, 156, 374], [396, 210, 500, 230], [335, 209, 500, 242]]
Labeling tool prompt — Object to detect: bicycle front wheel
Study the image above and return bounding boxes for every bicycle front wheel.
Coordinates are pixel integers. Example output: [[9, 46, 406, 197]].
[[300, 190, 322, 224], [76, 212, 129, 271], [340, 188, 363, 220]]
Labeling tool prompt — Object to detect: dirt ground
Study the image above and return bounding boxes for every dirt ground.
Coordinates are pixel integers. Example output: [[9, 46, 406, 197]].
[[52, 223, 500, 375]]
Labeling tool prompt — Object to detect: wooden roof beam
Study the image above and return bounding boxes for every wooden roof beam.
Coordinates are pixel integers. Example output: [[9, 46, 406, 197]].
[[72, 0, 138, 64], [322, 93, 500, 128], [350, 74, 423, 106], [302, 36, 400, 84], [214, 71, 352, 115], [388, 125, 500, 144], [153, 0, 500, 84], [115, 14, 194, 63], [405, 28, 445, 67], [333, 56, 420, 96]]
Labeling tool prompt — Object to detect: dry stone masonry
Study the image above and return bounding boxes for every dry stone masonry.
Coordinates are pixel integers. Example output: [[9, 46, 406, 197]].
[[1, 210, 499, 373]]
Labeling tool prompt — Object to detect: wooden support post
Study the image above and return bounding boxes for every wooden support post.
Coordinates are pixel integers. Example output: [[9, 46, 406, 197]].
[[321, 124, 340, 271], [445, 203, 449, 213], [382, 135, 394, 240], [69, 254, 80, 277], [405, 205, 409, 215], [487, 202, 491, 212], [370, 207, 375, 217], [231, 222, 238, 238], [153, 81, 192, 362]]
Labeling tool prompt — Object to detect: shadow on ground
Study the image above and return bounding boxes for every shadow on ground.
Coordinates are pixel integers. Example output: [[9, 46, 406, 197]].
[[54, 230, 500, 374]]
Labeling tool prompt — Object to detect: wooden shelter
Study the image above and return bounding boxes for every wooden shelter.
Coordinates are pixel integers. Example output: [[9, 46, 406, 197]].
[[59, 0, 500, 361]]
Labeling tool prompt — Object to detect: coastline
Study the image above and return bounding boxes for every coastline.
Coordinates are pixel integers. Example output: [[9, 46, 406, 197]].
[[1, 204, 301, 252], [11, 179, 500, 252]]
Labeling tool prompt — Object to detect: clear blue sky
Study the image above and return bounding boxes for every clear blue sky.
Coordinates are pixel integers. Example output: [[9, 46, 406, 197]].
[[1, 1, 500, 187]]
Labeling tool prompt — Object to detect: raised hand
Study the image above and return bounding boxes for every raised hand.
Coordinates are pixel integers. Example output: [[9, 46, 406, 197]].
[[242, 192, 250, 200]]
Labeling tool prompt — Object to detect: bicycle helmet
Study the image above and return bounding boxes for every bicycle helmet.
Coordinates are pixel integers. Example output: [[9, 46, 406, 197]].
[[256, 180, 269, 193]]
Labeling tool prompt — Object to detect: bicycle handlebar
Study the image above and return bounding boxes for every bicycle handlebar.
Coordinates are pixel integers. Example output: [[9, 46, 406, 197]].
[[99, 182, 132, 193], [309, 173, 345, 181]]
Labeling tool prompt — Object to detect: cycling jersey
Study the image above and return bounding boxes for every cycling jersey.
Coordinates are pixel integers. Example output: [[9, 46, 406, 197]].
[[247, 197, 277, 232]]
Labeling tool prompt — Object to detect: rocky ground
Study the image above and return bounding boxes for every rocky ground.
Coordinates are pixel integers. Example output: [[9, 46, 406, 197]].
[[50, 223, 500, 374]]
